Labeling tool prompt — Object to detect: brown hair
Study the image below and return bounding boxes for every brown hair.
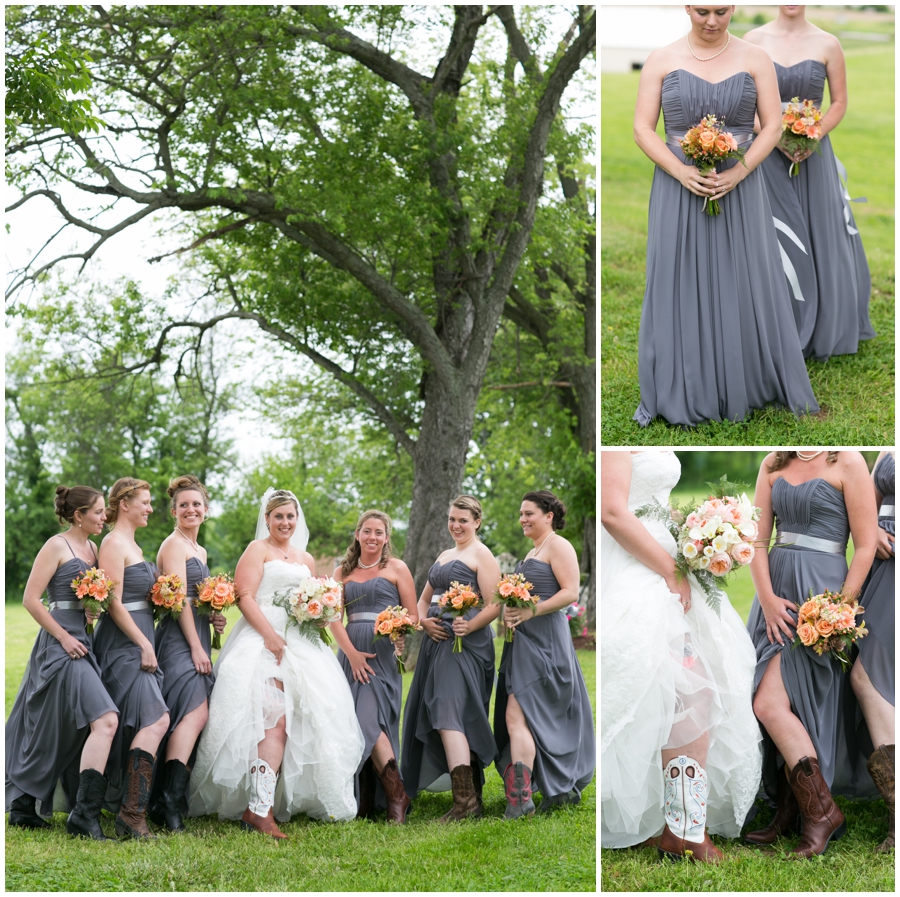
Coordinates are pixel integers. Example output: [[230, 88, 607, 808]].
[[450, 495, 483, 530], [54, 485, 104, 526], [767, 452, 839, 472], [340, 510, 395, 577], [522, 490, 567, 531], [266, 489, 300, 516], [167, 474, 209, 513], [106, 477, 152, 526]]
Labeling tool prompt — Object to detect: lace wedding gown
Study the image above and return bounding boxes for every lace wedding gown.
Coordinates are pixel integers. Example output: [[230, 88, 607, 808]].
[[600, 451, 761, 847], [188, 561, 364, 822]]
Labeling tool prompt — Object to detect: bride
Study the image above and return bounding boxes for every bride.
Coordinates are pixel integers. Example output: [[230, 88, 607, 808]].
[[600, 451, 761, 862], [188, 489, 364, 837]]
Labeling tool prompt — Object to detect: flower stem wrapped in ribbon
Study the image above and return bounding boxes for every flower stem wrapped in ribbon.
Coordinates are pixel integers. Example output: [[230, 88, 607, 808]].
[[149, 573, 186, 622], [436, 581, 481, 653], [372, 605, 422, 673], [493, 573, 539, 642], [679, 114, 748, 215], [791, 588, 866, 670], [195, 572, 238, 650], [70, 567, 116, 635], [780, 96, 823, 176], [273, 576, 343, 645]]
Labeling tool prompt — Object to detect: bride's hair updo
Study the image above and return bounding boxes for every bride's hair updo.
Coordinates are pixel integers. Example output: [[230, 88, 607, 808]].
[[54, 485, 104, 526], [450, 495, 483, 531], [106, 477, 152, 526], [168, 474, 209, 513], [340, 510, 395, 577], [266, 489, 300, 517], [767, 452, 839, 472], [522, 490, 567, 531]]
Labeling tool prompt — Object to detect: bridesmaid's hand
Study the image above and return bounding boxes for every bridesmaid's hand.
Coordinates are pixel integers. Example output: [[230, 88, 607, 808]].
[[211, 612, 227, 635], [392, 634, 406, 655], [191, 643, 212, 675], [139, 641, 159, 673], [85, 608, 100, 626], [263, 632, 286, 666], [420, 617, 448, 642], [348, 648, 377, 684], [874, 528, 895, 561], [504, 606, 536, 629], [59, 632, 87, 660], [760, 593, 798, 646], [710, 163, 747, 200], [778, 145, 814, 164], [677, 164, 720, 199]]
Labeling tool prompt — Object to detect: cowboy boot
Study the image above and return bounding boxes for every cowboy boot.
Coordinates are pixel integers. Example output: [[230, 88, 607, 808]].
[[240, 759, 287, 840], [470, 753, 484, 815], [66, 768, 110, 840], [503, 762, 536, 820], [787, 756, 846, 858], [867, 744, 895, 853], [356, 757, 377, 820], [438, 765, 481, 823], [658, 756, 722, 864], [148, 758, 190, 832], [744, 761, 801, 845], [115, 748, 156, 839], [8, 794, 51, 830], [376, 758, 411, 824]]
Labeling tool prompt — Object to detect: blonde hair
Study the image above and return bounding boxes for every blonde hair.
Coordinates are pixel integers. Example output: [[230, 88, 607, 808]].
[[340, 510, 395, 577], [266, 489, 300, 516], [106, 477, 151, 526], [450, 495, 483, 530]]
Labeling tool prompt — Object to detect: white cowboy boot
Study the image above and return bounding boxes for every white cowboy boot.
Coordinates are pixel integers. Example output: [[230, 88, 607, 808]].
[[240, 759, 287, 840], [658, 756, 722, 863]]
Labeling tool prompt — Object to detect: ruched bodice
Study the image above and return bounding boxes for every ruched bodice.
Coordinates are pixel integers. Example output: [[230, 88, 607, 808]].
[[47, 556, 93, 606], [120, 560, 157, 604], [516, 558, 560, 605], [427, 559, 479, 595], [254, 560, 310, 607], [185, 556, 210, 605], [627, 451, 679, 511], [343, 577, 399, 615], [874, 454, 895, 537], [772, 478, 849, 547], [774, 59, 826, 106]]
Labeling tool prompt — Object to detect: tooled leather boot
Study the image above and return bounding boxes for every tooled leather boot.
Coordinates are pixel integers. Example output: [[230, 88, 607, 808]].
[[787, 756, 846, 858], [438, 765, 481, 822], [376, 758, 411, 824], [657, 756, 723, 864], [115, 748, 156, 839], [867, 744, 895, 853], [503, 762, 536, 820], [744, 761, 800, 845]]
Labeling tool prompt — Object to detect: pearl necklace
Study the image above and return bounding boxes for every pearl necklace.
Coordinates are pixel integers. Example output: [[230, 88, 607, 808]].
[[175, 526, 199, 550], [357, 557, 380, 569], [687, 31, 731, 62], [796, 451, 824, 462], [531, 531, 554, 556]]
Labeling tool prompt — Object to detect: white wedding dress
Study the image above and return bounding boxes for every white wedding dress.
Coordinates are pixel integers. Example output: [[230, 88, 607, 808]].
[[188, 561, 364, 822], [600, 451, 761, 847]]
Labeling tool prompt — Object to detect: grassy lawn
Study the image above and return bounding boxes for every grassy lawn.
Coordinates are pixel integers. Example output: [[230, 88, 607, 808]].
[[5, 603, 596, 891], [601, 45, 894, 445]]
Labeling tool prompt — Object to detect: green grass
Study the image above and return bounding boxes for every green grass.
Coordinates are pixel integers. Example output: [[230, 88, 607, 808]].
[[601, 46, 895, 445], [5, 603, 596, 891]]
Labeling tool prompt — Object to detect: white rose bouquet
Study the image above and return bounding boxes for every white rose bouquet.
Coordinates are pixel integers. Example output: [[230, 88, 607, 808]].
[[273, 576, 343, 645]]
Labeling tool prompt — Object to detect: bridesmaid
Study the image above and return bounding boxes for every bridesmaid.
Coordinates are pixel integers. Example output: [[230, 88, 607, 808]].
[[852, 451, 895, 852], [330, 510, 418, 823], [94, 477, 170, 838], [401, 496, 501, 821], [493, 491, 595, 818], [5, 486, 118, 839], [745, 6, 875, 360], [149, 475, 223, 832], [744, 451, 877, 858]]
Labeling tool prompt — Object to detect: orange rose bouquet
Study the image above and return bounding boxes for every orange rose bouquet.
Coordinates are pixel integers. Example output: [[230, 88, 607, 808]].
[[372, 605, 422, 673], [791, 588, 866, 670], [436, 581, 481, 653], [149, 573, 186, 622], [195, 572, 237, 649], [493, 573, 539, 642], [679, 114, 748, 215], [70, 567, 116, 634], [780, 97, 823, 176]]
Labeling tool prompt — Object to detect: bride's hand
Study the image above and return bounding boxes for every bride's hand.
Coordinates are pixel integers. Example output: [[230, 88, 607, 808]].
[[191, 643, 212, 675], [665, 573, 691, 614], [348, 648, 377, 684], [760, 593, 798, 646], [264, 632, 287, 665], [420, 617, 448, 642]]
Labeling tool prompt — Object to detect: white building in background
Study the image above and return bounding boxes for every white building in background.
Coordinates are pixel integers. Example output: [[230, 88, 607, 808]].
[[600, 5, 690, 73]]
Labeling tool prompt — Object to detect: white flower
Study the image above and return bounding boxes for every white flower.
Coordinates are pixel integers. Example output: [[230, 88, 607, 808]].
[[700, 517, 721, 540], [711, 535, 728, 553], [698, 556, 711, 569], [682, 542, 699, 559], [703, 545, 715, 558], [688, 526, 704, 541]]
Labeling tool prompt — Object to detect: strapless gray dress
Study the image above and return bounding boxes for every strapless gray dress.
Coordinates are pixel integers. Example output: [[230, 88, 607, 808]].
[[493, 559, 595, 799], [746, 478, 876, 800], [634, 69, 818, 427], [5, 547, 118, 817], [758, 60, 875, 360]]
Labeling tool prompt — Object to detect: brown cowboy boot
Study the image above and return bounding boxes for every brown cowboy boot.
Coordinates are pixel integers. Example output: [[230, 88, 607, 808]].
[[867, 744, 895, 853], [470, 753, 484, 815], [116, 748, 156, 839], [438, 765, 481, 823], [744, 761, 800, 845], [787, 756, 846, 858], [376, 759, 411, 824], [657, 756, 723, 864]]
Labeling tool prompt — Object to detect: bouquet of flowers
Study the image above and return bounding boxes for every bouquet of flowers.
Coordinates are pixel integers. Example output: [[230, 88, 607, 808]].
[[195, 572, 237, 649], [780, 96, 823, 176], [149, 573, 186, 622], [70, 567, 116, 634], [679, 114, 747, 215], [372, 605, 422, 673], [565, 603, 588, 640], [493, 573, 539, 642], [435, 581, 481, 653], [273, 576, 343, 645], [792, 588, 867, 670]]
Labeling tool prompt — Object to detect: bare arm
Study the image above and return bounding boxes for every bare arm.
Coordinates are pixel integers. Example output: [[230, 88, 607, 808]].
[[233, 541, 287, 664], [328, 567, 376, 683], [820, 35, 847, 137], [158, 537, 210, 673], [871, 452, 894, 560], [841, 453, 878, 598], [454, 547, 503, 635]]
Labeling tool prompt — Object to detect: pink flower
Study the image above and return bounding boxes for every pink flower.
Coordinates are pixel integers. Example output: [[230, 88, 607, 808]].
[[730, 542, 755, 565], [685, 512, 702, 529], [708, 553, 733, 576], [306, 599, 323, 618]]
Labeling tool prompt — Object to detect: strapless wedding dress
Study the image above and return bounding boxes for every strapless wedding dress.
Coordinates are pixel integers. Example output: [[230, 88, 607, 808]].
[[189, 560, 364, 822]]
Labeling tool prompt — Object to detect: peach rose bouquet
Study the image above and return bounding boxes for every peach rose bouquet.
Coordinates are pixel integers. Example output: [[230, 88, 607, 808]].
[[195, 572, 237, 649], [273, 576, 343, 645], [70, 567, 116, 634], [791, 588, 866, 670], [372, 605, 422, 673], [149, 573, 186, 622], [779, 97, 823, 176], [436, 581, 482, 653], [679, 114, 747, 215], [493, 573, 539, 642]]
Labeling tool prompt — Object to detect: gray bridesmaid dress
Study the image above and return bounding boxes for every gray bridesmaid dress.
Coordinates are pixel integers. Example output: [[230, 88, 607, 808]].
[[92, 560, 168, 810], [400, 559, 497, 798], [634, 69, 819, 427], [339, 577, 404, 811], [758, 60, 875, 360], [5, 541, 118, 817], [856, 453, 894, 705], [746, 478, 876, 800], [493, 558, 595, 800]]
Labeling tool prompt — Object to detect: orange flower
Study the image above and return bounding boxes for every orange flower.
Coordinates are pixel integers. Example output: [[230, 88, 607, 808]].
[[699, 130, 716, 150], [450, 594, 465, 610], [816, 619, 835, 637], [798, 599, 819, 622], [214, 582, 230, 599], [498, 581, 515, 598], [791, 119, 806, 135], [797, 622, 818, 646], [714, 134, 729, 153], [376, 620, 393, 636]]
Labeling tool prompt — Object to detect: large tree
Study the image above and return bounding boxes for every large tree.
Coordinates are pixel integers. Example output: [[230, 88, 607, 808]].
[[6, 5, 595, 589]]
